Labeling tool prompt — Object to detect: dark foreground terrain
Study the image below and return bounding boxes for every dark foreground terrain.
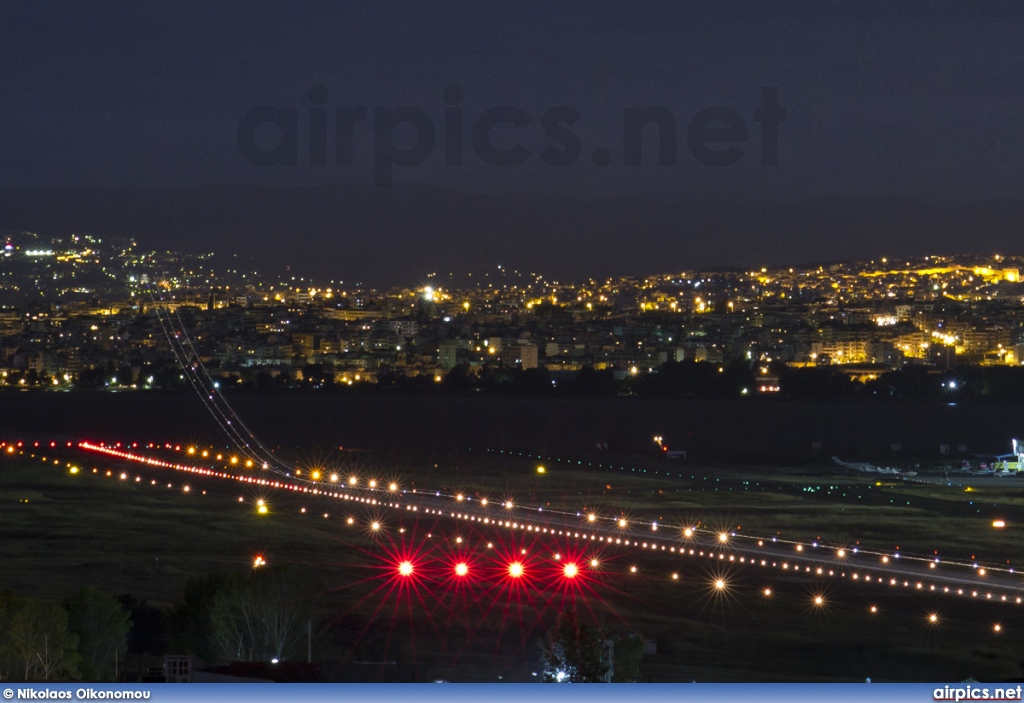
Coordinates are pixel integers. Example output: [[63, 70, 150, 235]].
[[3, 396, 1024, 681]]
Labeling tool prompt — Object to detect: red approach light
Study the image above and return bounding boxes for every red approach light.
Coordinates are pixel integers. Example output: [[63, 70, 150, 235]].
[[398, 561, 414, 577], [50, 441, 56, 447], [563, 563, 579, 579], [508, 561, 525, 579]]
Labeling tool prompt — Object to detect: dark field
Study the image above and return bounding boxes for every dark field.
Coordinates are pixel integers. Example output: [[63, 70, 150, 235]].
[[2, 391, 1024, 681]]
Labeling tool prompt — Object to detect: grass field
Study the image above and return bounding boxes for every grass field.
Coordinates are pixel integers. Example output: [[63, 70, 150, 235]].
[[2, 443, 1024, 682]]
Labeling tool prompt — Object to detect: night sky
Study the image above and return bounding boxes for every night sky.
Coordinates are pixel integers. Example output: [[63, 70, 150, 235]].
[[2, 1, 1024, 280]]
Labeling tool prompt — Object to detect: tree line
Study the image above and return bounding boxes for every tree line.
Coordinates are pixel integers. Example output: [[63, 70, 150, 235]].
[[539, 608, 646, 683], [2, 570, 655, 682], [14, 357, 1024, 401], [0, 588, 128, 681], [0, 566, 318, 682]]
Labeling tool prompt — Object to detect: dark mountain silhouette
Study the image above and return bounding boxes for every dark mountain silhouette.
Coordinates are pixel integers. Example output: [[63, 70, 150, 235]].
[[1, 185, 1021, 286]]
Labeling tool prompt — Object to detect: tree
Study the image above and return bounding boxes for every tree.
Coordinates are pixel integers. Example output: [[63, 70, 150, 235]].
[[0, 591, 17, 680], [209, 567, 316, 664], [608, 632, 645, 682], [778, 365, 858, 398], [569, 366, 616, 397], [515, 367, 553, 395], [442, 363, 476, 391], [300, 364, 333, 388], [117, 595, 168, 673], [540, 609, 608, 683], [0, 591, 80, 681], [66, 588, 130, 681], [168, 573, 233, 663]]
